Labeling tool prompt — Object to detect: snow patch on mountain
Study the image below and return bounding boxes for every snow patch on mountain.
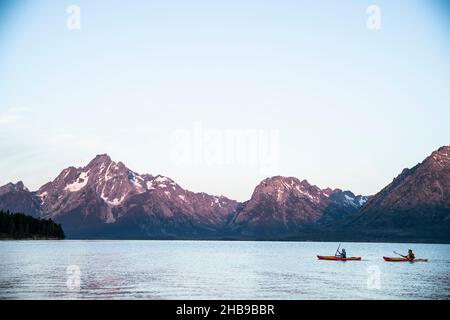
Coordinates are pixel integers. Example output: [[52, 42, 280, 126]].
[[38, 191, 48, 199], [155, 176, 170, 183], [65, 171, 89, 192], [358, 196, 368, 206], [128, 171, 145, 191], [101, 194, 126, 206]]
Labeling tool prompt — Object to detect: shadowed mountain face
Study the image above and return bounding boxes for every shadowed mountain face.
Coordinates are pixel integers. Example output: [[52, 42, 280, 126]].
[[0, 146, 449, 242], [342, 146, 450, 241]]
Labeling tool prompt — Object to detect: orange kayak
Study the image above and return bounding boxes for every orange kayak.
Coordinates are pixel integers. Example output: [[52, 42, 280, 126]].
[[383, 257, 428, 262], [317, 255, 361, 261]]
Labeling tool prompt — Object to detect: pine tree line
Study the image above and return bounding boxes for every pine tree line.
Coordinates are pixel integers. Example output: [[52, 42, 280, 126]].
[[0, 210, 65, 239]]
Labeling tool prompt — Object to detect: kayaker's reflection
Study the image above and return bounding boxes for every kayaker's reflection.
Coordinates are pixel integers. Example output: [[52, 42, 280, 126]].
[[336, 248, 347, 259]]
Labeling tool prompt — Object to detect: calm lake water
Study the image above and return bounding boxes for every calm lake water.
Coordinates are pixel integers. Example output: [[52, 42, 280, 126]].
[[0, 240, 449, 300]]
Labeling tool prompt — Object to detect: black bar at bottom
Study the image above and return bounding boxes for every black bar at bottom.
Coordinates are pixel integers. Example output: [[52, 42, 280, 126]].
[[0, 300, 447, 319]]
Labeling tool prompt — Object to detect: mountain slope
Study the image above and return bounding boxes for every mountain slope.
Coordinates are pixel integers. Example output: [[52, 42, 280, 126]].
[[37, 154, 153, 227], [343, 146, 450, 241], [0, 182, 41, 218]]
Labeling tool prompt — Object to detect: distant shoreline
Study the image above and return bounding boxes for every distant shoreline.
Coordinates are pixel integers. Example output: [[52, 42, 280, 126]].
[[0, 236, 64, 241], [21, 237, 446, 245]]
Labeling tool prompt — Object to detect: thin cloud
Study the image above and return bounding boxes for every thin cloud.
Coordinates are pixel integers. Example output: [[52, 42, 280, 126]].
[[0, 107, 30, 124]]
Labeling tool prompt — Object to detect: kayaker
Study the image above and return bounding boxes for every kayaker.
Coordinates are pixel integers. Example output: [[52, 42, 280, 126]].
[[397, 249, 415, 261], [406, 249, 415, 261], [336, 248, 347, 259]]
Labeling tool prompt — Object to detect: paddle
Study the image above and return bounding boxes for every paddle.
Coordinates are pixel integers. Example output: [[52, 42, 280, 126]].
[[335, 243, 341, 257], [393, 251, 407, 259]]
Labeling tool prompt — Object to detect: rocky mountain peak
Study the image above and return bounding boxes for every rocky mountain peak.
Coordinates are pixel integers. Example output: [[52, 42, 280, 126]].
[[15, 181, 27, 190], [230, 175, 367, 237], [259, 176, 333, 202], [436, 145, 450, 154], [23, 154, 239, 232], [429, 145, 450, 167], [88, 153, 112, 166], [0, 181, 40, 217], [0, 181, 29, 195]]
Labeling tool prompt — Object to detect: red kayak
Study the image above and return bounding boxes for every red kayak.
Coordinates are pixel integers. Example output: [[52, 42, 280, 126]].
[[317, 255, 361, 261], [383, 257, 428, 262]]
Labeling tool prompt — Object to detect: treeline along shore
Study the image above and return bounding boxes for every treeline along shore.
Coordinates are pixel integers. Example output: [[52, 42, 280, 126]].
[[0, 210, 65, 240]]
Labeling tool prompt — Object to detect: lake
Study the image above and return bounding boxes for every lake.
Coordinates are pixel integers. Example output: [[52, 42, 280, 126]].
[[0, 240, 449, 299]]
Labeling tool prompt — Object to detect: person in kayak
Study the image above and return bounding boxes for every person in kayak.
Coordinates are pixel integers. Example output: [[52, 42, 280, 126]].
[[336, 248, 347, 259], [405, 249, 415, 261], [396, 249, 415, 260]]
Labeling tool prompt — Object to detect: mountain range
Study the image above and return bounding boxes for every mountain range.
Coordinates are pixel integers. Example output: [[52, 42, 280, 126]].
[[1, 146, 449, 242]]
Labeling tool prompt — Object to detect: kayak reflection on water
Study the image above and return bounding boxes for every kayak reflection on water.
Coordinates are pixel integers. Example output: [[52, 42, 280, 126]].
[[336, 248, 347, 259]]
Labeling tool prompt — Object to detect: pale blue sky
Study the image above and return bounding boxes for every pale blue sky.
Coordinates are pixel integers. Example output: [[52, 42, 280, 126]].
[[1, 0, 449, 201]]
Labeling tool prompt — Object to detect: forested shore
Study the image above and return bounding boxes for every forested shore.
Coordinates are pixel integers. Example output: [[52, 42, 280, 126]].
[[0, 211, 65, 240]]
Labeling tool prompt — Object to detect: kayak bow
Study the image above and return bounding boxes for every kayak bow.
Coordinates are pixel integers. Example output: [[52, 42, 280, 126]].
[[383, 257, 428, 262], [317, 255, 361, 261]]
